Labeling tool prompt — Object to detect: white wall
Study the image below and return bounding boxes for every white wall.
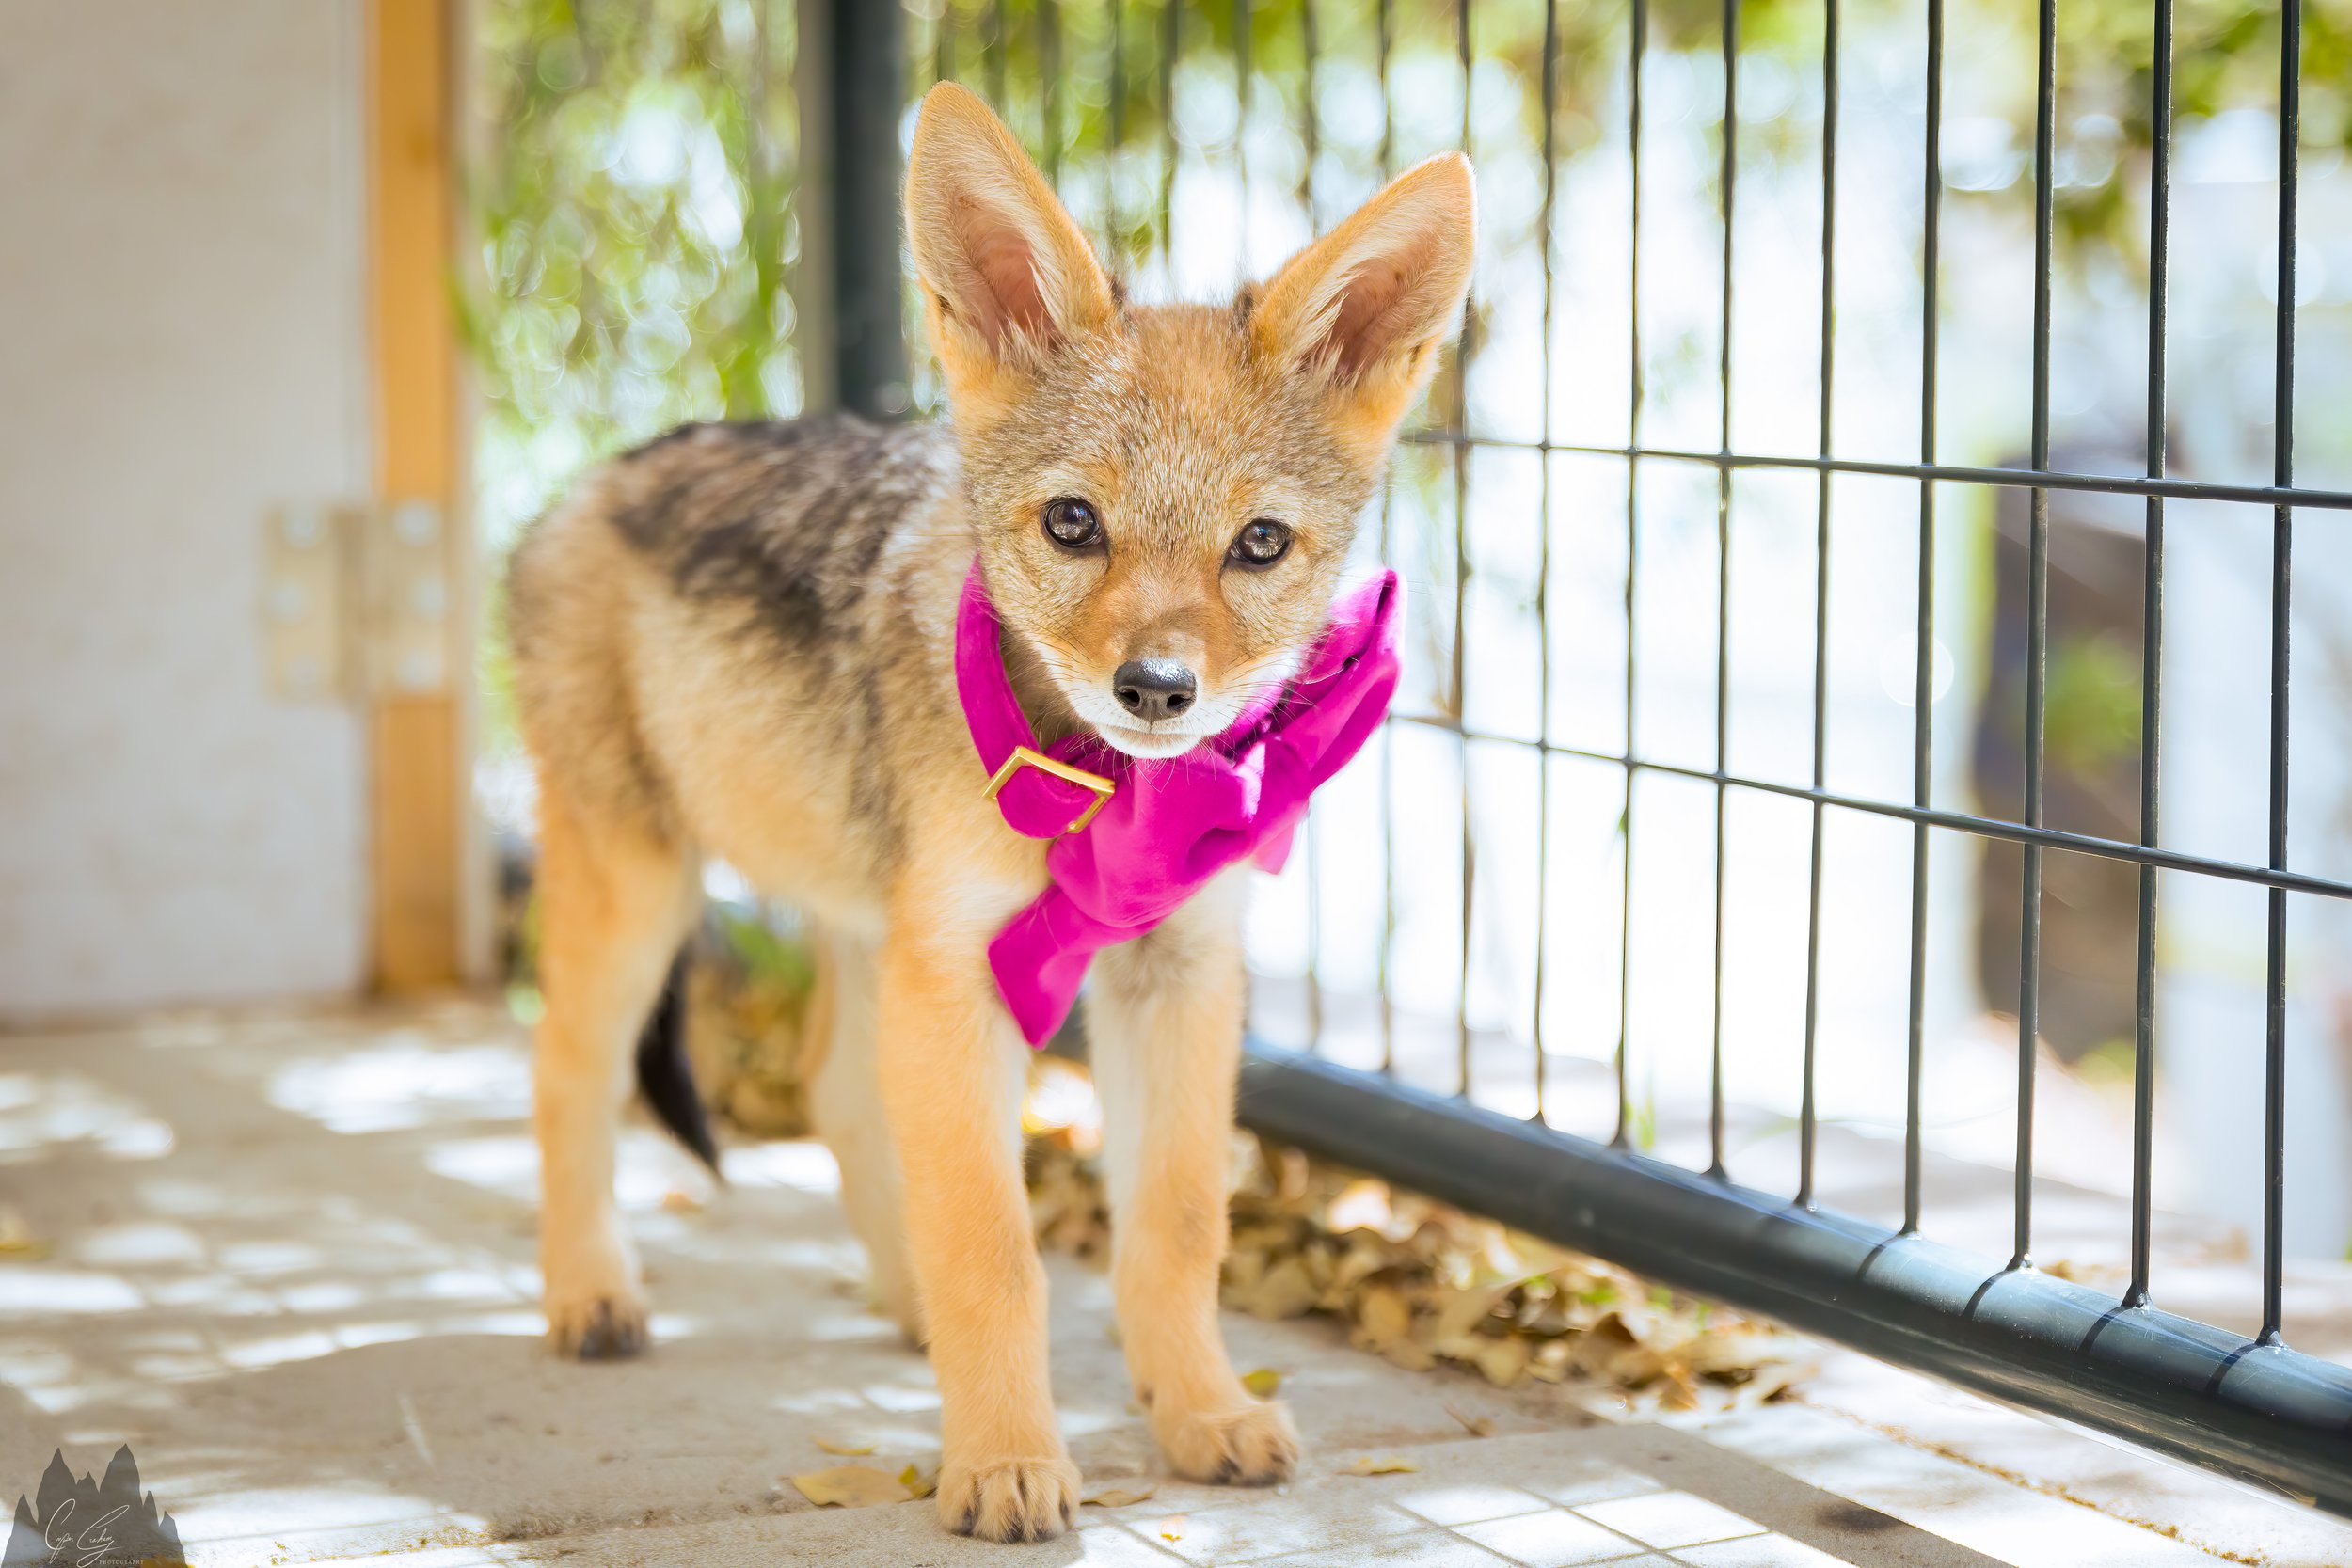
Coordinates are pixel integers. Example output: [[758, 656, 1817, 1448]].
[[0, 2, 372, 1015]]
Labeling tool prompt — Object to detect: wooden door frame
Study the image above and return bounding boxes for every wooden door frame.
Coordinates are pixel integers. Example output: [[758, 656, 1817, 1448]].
[[367, 0, 487, 990]]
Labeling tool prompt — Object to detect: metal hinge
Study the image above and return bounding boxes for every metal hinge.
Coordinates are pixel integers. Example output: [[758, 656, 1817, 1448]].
[[262, 499, 453, 703]]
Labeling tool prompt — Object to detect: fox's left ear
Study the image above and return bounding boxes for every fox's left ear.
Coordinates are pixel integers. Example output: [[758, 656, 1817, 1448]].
[[905, 82, 1117, 425], [1250, 153, 1476, 451]]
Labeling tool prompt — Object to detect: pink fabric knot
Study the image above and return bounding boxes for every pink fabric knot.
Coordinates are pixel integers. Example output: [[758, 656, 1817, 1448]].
[[955, 561, 1401, 1043]]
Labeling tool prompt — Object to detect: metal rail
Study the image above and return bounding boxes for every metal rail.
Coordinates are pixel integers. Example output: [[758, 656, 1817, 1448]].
[[1238, 1040, 2352, 1515]]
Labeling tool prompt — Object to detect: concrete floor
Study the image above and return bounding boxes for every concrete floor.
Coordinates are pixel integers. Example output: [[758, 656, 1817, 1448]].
[[2, 1001, 2347, 1567]]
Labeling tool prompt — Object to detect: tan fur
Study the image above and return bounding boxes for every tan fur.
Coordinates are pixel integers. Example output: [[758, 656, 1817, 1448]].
[[510, 81, 1472, 1543]]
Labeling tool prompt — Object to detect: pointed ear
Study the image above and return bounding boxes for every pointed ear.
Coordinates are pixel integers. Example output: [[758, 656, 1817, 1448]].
[[1250, 153, 1476, 443], [904, 83, 1117, 420]]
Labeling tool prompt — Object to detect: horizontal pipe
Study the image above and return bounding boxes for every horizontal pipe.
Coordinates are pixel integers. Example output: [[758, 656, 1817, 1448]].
[[1400, 430, 2352, 514], [1235, 1042, 2352, 1518]]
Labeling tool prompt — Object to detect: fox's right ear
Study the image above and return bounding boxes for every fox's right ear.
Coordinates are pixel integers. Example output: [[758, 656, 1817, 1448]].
[[905, 83, 1116, 425]]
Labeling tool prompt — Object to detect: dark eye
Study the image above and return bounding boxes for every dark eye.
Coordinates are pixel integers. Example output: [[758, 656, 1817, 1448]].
[[1041, 498, 1103, 551], [1228, 519, 1292, 568]]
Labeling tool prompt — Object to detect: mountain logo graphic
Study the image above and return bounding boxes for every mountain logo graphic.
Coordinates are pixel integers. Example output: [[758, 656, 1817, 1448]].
[[2, 1447, 185, 1568]]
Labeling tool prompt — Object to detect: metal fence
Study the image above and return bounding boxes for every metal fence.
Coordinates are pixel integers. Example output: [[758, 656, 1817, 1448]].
[[804, 0, 2352, 1518]]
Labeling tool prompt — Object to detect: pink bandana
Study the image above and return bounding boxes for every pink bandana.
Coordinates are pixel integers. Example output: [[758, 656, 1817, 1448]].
[[956, 560, 1401, 1044]]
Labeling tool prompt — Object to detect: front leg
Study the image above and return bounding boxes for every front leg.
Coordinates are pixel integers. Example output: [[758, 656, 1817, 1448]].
[[1090, 872, 1299, 1484], [876, 909, 1079, 1542]]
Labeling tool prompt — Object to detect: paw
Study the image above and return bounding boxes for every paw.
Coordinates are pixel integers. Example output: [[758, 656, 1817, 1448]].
[[1153, 1397, 1299, 1485], [935, 1454, 1081, 1543], [545, 1282, 650, 1360]]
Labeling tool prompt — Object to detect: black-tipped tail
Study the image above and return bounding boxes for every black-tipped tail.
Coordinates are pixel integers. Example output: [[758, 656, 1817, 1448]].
[[634, 954, 722, 1175]]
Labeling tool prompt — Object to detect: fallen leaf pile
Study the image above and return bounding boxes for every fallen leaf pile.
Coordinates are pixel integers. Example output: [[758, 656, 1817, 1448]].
[[1025, 1061, 1811, 1412], [681, 925, 817, 1139]]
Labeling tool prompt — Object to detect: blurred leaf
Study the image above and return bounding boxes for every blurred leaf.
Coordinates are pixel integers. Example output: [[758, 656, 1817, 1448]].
[[791, 1465, 911, 1507]]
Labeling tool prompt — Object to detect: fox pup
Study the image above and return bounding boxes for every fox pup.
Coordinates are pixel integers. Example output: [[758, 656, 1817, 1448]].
[[506, 81, 1475, 1543]]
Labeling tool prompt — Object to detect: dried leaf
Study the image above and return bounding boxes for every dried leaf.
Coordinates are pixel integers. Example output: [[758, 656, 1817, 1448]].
[[1081, 1481, 1158, 1508], [898, 1463, 938, 1499], [815, 1437, 875, 1456], [1342, 1454, 1422, 1476], [1240, 1367, 1283, 1398], [790, 1465, 910, 1508], [1445, 1404, 1498, 1437], [1431, 1284, 1508, 1344], [1727, 1362, 1810, 1408], [1473, 1336, 1531, 1389], [1327, 1178, 1393, 1235], [0, 1209, 49, 1260], [1235, 1256, 1320, 1320], [1372, 1335, 1438, 1371], [1356, 1284, 1412, 1343]]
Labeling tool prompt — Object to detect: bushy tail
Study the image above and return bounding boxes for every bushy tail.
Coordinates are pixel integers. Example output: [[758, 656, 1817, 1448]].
[[634, 953, 721, 1174]]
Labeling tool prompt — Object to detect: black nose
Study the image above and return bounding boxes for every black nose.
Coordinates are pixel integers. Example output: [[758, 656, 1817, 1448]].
[[1112, 658, 1197, 721]]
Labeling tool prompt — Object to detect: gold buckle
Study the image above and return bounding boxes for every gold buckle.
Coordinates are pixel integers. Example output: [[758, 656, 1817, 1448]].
[[984, 745, 1116, 835]]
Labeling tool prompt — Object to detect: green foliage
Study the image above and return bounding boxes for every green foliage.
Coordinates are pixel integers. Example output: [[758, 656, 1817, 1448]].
[[2044, 629, 2144, 779], [465, 0, 2332, 480], [713, 901, 818, 994], [466, 0, 801, 548]]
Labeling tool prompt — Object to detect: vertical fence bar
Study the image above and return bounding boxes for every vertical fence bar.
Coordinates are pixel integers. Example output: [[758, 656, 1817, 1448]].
[[1299, 0, 1319, 225], [1233, 0, 1252, 270], [1299, 1, 1324, 1055], [1903, 0, 1942, 1237], [1105, 1, 1126, 264], [1797, 0, 1838, 1206], [2261, 0, 2299, 1347], [1158, 0, 1177, 265], [986, 0, 1007, 106], [2126, 0, 2173, 1312], [2012, 0, 2058, 1272], [1041, 0, 1063, 184], [1532, 0, 1559, 1124], [1454, 0, 1476, 1099], [818, 0, 910, 420], [1708, 0, 1738, 1180], [1376, 0, 1398, 1075], [1615, 0, 1647, 1148]]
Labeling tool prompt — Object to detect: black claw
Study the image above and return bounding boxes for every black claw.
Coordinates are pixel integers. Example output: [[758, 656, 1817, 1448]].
[[574, 1303, 645, 1361], [958, 1506, 977, 1536], [1216, 1455, 1240, 1483]]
